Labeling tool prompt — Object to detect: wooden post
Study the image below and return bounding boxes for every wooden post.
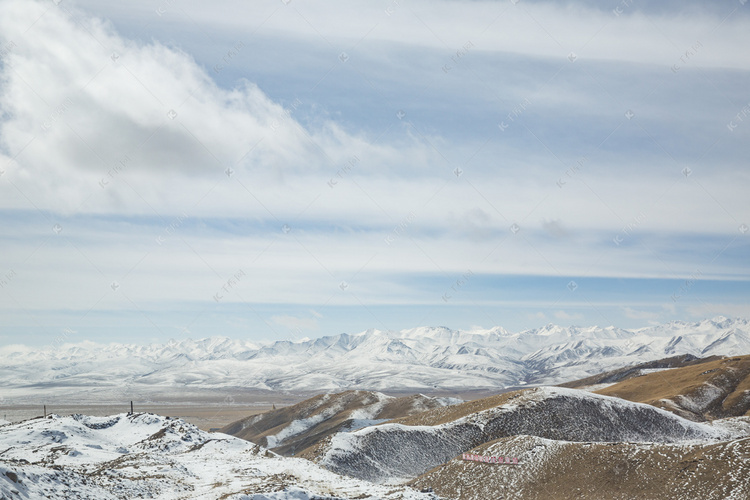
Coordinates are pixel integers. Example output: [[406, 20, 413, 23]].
[[44, 405, 46, 418], [130, 401, 133, 415]]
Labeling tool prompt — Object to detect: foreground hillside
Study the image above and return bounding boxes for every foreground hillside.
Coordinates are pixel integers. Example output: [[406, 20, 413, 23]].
[[220, 390, 460, 455], [410, 435, 750, 500], [302, 387, 737, 483], [0, 413, 434, 499], [6, 354, 750, 499]]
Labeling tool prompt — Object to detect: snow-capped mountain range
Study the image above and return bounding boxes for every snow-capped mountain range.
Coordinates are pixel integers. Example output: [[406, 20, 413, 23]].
[[1, 317, 749, 402]]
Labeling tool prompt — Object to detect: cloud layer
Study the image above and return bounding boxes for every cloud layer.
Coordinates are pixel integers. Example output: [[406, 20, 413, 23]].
[[0, 0, 748, 344]]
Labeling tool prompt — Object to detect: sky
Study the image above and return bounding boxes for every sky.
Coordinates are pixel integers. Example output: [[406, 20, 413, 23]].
[[0, 0, 748, 346]]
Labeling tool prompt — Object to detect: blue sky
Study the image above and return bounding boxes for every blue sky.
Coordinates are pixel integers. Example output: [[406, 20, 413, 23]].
[[0, 0, 749, 346]]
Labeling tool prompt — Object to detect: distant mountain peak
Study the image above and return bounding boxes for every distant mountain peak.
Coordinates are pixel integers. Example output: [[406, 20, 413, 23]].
[[1, 317, 748, 402]]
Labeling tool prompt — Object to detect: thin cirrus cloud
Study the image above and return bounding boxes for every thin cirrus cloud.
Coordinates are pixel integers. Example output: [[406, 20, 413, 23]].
[[0, 0, 748, 345]]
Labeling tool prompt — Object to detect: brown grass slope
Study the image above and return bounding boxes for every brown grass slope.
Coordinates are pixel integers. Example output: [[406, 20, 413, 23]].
[[559, 354, 719, 389], [219, 390, 452, 456], [390, 390, 525, 427], [594, 355, 750, 421], [306, 386, 732, 483], [411, 435, 750, 500], [388, 356, 747, 428]]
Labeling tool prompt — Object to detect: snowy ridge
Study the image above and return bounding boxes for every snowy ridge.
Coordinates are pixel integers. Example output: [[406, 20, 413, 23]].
[[1, 317, 749, 400], [0, 413, 435, 499], [318, 386, 745, 483], [222, 391, 461, 456], [265, 392, 393, 448]]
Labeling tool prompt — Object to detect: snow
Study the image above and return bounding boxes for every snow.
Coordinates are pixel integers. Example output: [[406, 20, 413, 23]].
[[318, 386, 749, 483], [638, 368, 675, 375], [237, 488, 341, 499], [0, 413, 435, 500], [1, 317, 748, 401], [265, 392, 396, 448], [266, 413, 330, 448], [674, 383, 725, 413], [434, 397, 463, 407]]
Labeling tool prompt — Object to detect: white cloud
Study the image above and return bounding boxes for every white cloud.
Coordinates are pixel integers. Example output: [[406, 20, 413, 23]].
[[0, 1, 747, 337], [0, 0, 435, 216]]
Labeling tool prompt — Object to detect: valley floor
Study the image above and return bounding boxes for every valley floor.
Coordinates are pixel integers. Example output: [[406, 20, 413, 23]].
[[0, 403, 272, 431]]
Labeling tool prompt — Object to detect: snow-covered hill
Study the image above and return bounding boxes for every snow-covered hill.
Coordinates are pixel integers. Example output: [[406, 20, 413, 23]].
[[0, 412, 434, 499], [221, 390, 462, 455], [1, 317, 749, 401], [313, 386, 742, 483]]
